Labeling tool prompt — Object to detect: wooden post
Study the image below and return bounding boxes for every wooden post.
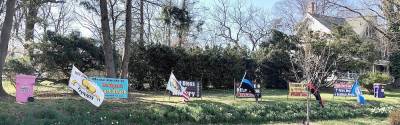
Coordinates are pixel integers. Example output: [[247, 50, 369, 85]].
[[332, 88, 335, 101], [200, 81, 203, 100], [306, 90, 310, 125], [259, 83, 262, 101], [287, 82, 289, 101], [256, 83, 259, 103], [234, 78, 236, 100], [200, 73, 203, 100]]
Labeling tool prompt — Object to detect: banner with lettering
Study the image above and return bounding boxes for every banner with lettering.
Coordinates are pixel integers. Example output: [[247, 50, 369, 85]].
[[68, 66, 105, 107], [288, 82, 308, 96], [90, 77, 129, 99], [170, 81, 201, 98], [333, 80, 354, 96]]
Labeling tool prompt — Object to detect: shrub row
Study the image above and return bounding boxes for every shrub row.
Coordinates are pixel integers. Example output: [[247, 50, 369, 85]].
[[128, 43, 294, 90], [0, 100, 398, 125], [13, 32, 294, 90]]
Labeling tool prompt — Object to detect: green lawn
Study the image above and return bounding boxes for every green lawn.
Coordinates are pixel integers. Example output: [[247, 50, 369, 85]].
[[313, 117, 389, 125], [1, 81, 399, 125]]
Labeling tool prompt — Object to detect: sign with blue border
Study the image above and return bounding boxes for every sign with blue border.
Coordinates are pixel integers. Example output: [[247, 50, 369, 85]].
[[90, 77, 128, 99]]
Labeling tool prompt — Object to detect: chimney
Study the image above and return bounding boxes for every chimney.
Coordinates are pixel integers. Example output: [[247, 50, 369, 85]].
[[308, 1, 316, 14]]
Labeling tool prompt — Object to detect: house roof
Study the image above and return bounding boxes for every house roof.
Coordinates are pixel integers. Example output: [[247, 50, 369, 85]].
[[309, 14, 346, 31]]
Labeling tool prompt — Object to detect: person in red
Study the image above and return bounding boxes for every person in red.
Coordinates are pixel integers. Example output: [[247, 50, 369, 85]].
[[306, 82, 324, 108]]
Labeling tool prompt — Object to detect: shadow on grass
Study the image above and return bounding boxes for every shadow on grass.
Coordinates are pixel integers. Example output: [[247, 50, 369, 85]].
[[384, 93, 400, 97]]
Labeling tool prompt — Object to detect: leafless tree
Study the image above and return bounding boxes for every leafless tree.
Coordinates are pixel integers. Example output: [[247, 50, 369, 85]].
[[211, 0, 272, 50], [211, 0, 243, 47], [139, 0, 145, 46], [37, 2, 73, 37], [108, 0, 125, 48], [144, 1, 154, 44], [242, 6, 272, 51], [291, 33, 337, 125], [23, 0, 65, 42], [77, 0, 125, 46], [0, 0, 5, 21]]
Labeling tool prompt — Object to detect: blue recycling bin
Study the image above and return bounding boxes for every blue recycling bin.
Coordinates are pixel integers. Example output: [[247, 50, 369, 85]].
[[373, 83, 385, 98]]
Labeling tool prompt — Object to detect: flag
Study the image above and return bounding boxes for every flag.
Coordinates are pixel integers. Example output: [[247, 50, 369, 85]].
[[351, 80, 366, 105], [182, 89, 190, 102], [166, 72, 186, 95], [68, 66, 105, 107], [239, 72, 256, 97], [306, 82, 324, 108], [166, 72, 190, 102]]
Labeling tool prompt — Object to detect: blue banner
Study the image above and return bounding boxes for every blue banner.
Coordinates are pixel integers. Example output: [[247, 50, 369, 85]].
[[90, 77, 128, 99]]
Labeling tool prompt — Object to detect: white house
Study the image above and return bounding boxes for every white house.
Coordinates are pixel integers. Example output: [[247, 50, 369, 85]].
[[297, 1, 389, 82]]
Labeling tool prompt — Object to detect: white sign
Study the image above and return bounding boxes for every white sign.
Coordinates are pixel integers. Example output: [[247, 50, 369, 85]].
[[68, 66, 105, 107]]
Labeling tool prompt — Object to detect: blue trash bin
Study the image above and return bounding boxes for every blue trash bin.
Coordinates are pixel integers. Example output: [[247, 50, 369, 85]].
[[373, 83, 385, 98]]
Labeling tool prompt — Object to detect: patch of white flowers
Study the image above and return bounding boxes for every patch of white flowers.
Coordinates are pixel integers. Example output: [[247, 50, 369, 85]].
[[368, 106, 395, 115], [100, 116, 107, 121]]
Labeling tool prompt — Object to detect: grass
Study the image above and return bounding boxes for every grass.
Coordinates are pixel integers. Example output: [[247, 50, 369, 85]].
[[1, 81, 400, 125], [313, 117, 389, 125]]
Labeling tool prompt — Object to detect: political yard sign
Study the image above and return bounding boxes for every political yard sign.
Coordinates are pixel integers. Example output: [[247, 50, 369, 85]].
[[234, 82, 261, 98], [90, 77, 129, 99], [288, 82, 308, 96], [68, 66, 105, 107], [333, 80, 354, 96], [170, 81, 202, 98]]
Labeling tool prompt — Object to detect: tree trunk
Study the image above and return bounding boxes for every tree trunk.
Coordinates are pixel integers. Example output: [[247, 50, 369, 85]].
[[99, 0, 116, 77], [146, 4, 151, 43], [139, 0, 144, 46], [109, 0, 117, 46], [178, 0, 187, 47], [306, 90, 310, 125], [0, 0, 17, 97], [121, 0, 132, 79], [25, 0, 39, 42], [0, 1, 3, 11], [166, 0, 172, 46], [178, 33, 183, 47], [167, 23, 171, 46]]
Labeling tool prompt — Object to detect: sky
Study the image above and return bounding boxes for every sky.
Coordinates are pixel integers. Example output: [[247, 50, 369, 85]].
[[74, 0, 285, 38], [249, 0, 283, 9], [199, 0, 283, 10]]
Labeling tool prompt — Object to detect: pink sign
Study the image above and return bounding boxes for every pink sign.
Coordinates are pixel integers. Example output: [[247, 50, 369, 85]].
[[15, 74, 36, 103]]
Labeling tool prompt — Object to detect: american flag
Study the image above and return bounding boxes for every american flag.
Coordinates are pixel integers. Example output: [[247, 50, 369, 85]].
[[182, 90, 190, 102]]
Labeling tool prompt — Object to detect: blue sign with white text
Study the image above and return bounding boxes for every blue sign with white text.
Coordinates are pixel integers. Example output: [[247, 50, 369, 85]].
[[90, 77, 128, 99]]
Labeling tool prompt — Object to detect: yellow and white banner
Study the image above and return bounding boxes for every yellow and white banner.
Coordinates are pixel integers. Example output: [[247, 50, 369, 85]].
[[68, 66, 104, 107]]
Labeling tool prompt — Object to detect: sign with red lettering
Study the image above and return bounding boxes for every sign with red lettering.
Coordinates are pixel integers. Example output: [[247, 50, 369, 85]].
[[333, 80, 354, 96], [288, 82, 308, 97], [90, 77, 128, 99]]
